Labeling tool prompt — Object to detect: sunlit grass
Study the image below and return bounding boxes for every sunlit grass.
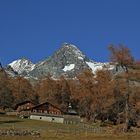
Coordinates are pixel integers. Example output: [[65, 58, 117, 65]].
[[0, 115, 140, 140]]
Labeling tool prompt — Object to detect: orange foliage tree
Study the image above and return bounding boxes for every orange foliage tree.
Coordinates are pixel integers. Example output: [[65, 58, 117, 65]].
[[108, 44, 135, 132], [72, 69, 115, 121]]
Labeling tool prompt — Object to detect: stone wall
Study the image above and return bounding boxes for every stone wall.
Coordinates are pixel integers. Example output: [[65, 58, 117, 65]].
[[30, 114, 64, 123]]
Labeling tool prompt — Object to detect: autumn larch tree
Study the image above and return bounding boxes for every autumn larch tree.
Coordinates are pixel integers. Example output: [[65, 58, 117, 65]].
[[108, 44, 134, 132], [9, 76, 35, 105], [0, 69, 14, 109], [76, 69, 115, 122]]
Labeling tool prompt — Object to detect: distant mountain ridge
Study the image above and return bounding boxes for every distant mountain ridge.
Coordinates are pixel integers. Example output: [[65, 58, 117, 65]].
[[9, 58, 35, 75], [7, 43, 114, 79]]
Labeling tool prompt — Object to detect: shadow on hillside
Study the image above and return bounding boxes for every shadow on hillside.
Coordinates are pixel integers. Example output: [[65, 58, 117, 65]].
[[0, 120, 23, 124]]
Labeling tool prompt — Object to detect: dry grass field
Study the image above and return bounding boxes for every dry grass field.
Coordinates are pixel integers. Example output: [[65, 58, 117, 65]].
[[0, 115, 140, 140]]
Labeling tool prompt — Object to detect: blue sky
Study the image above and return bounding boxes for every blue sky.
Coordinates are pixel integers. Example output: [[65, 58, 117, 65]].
[[0, 0, 140, 65]]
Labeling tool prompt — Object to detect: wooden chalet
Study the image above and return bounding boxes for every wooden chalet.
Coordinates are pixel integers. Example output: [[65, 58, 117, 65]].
[[31, 102, 64, 115], [30, 101, 81, 124], [30, 102, 65, 123], [15, 100, 36, 117], [15, 100, 36, 112]]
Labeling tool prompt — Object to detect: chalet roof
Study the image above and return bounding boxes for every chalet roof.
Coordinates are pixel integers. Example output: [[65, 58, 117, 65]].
[[67, 103, 78, 115], [15, 100, 36, 110], [31, 101, 64, 113], [67, 109, 78, 115]]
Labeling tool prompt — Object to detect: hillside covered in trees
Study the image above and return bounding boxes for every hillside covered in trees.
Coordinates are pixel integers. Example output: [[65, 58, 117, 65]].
[[0, 45, 140, 132]]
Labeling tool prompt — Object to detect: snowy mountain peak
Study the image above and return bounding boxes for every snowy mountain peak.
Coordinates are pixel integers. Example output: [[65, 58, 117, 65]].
[[9, 58, 35, 75], [60, 43, 87, 60], [62, 43, 77, 48], [7, 43, 115, 79]]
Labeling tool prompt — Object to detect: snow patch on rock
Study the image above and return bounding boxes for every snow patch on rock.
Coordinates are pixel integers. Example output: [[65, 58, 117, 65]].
[[78, 57, 84, 60], [9, 59, 35, 74], [63, 64, 75, 72], [86, 62, 104, 73], [86, 61, 115, 73]]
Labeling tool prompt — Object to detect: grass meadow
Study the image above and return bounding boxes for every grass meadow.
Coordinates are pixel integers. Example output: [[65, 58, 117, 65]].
[[0, 115, 140, 140]]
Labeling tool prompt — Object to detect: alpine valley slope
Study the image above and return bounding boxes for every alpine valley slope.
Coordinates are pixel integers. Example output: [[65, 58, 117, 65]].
[[8, 43, 114, 79]]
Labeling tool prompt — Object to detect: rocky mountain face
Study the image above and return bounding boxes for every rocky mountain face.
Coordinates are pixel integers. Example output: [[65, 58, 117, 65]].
[[8, 58, 35, 76], [7, 43, 114, 79], [4, 65, 18, 77]]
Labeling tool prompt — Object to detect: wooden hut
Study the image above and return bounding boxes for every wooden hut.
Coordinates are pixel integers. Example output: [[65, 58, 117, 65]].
[[30, 102, 64, 123], [30, 101, 81, 124], [15, 100, 36, 118]]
